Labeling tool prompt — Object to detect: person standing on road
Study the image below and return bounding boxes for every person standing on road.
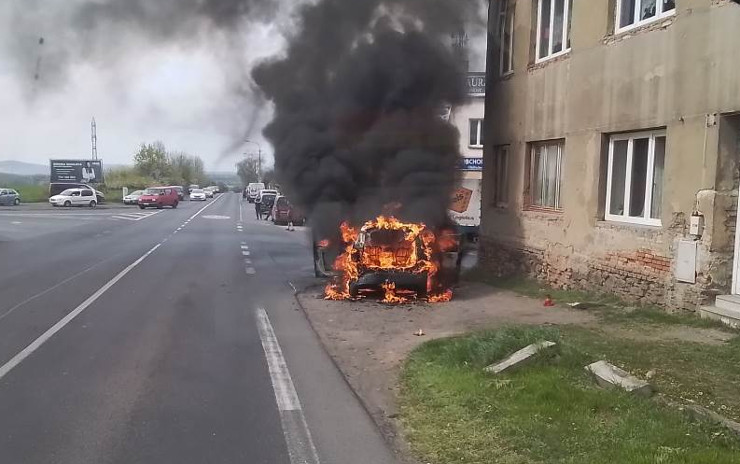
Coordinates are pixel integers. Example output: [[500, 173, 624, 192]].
[[254, 196, 262, 219]]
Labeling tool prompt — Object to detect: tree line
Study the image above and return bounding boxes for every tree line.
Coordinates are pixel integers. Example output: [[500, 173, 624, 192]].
[[106, 141, 210, 190]]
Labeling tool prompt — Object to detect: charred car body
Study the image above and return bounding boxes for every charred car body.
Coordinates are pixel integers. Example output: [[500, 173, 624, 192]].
[[318, 217, 462, 302]]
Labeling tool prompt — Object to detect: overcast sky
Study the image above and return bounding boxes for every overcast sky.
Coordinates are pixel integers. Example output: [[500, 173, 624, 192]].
[[0, 0, 487, 172], [0, 0, 289, 172]]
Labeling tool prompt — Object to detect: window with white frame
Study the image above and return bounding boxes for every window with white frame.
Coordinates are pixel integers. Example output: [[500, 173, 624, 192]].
[[469, 119, 484, 147], [494, 145, 510, 206], [499, 1, 514, 74], [605, 130, 666, 226], [536, 0, 572, 62], [617, 0, 675, 33], [528, 141, 563, 209]]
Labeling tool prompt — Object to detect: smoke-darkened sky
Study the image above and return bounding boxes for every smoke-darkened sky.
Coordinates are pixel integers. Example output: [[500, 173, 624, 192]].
[[0, 0, 487, 172]]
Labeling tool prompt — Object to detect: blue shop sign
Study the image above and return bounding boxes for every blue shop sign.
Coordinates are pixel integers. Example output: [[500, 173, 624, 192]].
[[459, 157, 483, 171]]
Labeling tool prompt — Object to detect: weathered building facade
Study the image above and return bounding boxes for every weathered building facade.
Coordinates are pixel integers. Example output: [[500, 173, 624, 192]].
[[481, 0, 740, 316]]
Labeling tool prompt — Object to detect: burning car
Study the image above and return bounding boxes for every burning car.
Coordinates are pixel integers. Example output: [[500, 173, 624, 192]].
[[319, 216, 461, 303]]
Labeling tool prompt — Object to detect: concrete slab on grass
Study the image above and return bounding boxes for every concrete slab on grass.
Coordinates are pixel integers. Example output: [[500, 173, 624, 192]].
[[586, 360, 652, 396], [484, 341, 557, 374]]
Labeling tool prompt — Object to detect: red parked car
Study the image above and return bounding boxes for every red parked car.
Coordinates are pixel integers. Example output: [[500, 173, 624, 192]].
[[138, 187, 179, 209], [271, 195, 306, 226]]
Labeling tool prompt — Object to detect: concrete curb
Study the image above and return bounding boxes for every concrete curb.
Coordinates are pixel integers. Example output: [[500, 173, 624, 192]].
[[291, 285, 418, 464]]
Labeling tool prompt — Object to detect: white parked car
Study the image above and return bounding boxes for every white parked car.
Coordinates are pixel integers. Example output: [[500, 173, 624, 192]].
[[123, 190, 144, 205], [49, 188, 98, 207], [190, 188, 207, 201]]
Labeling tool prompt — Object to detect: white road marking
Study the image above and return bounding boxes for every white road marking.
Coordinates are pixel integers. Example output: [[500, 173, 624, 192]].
[[241, 245, 249, 250], [242, 251, 251, 256], [0, 244, 162, 381], [246, 267, 256, 275], [255, 308, 321, 464], [288, 282, 298, 294], [244, 259, 252, 265], [11, 221, 21, 225], [187, 193, 226, 222], [110, 211, 163, 221]]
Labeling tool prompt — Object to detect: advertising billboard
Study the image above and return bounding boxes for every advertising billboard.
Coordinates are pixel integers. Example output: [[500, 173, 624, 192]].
[[50, 159, 104, 183], [449, 177, 482, 228]]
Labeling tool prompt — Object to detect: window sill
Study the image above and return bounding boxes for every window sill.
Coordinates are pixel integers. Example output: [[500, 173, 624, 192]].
[[523, 205, 563, 214], [604, 215, 661, 228], [498, 70, 514, 81], [534, 48, 571, 65], [615, 10, 675, 35], [468, 145, 484, 150], [596, 219, 662, 231], [605, 13, 675, 44], [528, 51, 571, 72]]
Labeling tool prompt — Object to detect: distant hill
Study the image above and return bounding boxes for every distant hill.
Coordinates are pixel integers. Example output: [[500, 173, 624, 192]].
[[0, 172, 49, 186], [0, 160, 48, 176], [208, 171, 240, 184]]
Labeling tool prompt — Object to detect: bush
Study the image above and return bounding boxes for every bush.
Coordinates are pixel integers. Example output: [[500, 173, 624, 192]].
[[11, 184, 48, 203]]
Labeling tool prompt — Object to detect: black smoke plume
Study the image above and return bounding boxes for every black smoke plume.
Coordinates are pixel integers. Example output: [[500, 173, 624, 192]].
[[253, 0, 481, 238]]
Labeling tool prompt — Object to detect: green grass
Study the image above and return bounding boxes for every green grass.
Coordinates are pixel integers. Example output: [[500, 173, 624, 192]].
[[400, 327, 740, 464], [465, 269, 734, 331], [11, 184, 48, 203]]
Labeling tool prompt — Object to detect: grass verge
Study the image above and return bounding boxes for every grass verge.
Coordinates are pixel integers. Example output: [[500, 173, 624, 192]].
[[10, 184, 47, 203], [464, 269, 733, 331], [400, 326, 740, 464]]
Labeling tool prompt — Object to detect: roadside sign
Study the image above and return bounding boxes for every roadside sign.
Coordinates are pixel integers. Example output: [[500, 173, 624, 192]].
[[458, 157, 483, 171], [50, 159, 104, 183], [449, 177, 482, 228], [467, 72, 486, 97]]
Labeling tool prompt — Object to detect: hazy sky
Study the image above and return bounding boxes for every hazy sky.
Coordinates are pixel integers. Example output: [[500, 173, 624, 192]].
[[0, 0, 287, 171], [0, 0, 487, 172]]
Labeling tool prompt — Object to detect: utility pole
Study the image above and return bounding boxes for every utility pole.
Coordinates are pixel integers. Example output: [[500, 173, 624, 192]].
[[245, 139, 262, 180], [91, 117, 98, 160]]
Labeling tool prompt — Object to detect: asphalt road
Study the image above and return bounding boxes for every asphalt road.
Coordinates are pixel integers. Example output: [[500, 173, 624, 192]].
[[0, 193, 397, 464]]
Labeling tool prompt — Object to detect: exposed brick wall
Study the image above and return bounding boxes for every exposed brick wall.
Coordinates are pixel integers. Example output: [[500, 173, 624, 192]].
[[480, 239, 683, 308]]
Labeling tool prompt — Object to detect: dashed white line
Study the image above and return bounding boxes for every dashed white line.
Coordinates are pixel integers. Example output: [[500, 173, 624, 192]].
[[246, 267, 256, 275], [242, 251, 251, 256], [0, 244, 162, 381], [241, 245, 249, 250], [255, 308, 321, 464]]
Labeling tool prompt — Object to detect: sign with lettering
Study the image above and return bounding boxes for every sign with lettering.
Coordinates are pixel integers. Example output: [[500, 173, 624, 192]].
[[50, 159, 104, 183], [458, 157, 483, 171], [467, 72, 486, 97]]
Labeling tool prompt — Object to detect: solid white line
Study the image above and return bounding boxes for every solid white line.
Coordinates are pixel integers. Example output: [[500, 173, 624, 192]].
[[256, 309, 300, 410], [255, 309, 321, 464], [0, 244, 162, 381]]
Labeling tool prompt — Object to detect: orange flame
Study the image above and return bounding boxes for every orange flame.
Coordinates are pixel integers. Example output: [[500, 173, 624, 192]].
[[324, 215, 457, 303], [381, 282, 408, 304]]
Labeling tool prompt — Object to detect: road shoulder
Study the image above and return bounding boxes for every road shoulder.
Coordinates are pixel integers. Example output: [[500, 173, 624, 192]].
[[294, 281, 593, 463]]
